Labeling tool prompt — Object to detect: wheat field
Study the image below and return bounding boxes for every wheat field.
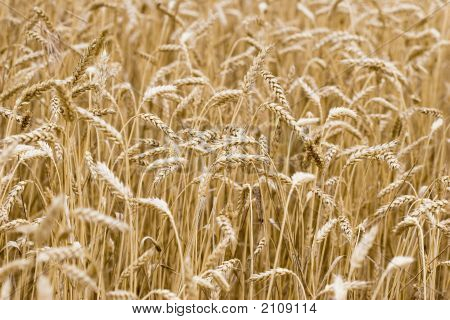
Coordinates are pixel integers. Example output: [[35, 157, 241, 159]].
[[0, 0, 448, 301]]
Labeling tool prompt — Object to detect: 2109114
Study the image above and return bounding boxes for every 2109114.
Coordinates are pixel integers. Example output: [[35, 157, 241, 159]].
[[260, 302, 316, 314]]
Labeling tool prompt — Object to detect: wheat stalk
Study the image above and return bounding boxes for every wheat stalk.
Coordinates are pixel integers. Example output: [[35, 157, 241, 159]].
[[73, 208, 129, 232]]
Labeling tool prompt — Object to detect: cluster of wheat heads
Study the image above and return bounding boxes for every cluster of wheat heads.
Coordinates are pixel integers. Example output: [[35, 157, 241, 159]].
[[0, 0, 448, 300]]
